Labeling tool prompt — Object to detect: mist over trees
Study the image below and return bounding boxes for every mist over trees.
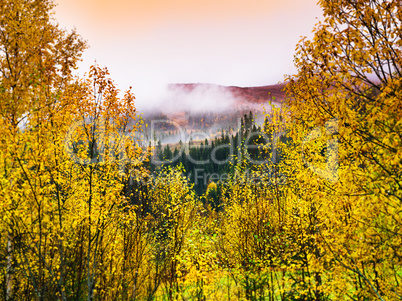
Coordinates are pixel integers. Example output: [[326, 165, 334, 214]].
[[152, 111, 277, 197], [0, 0, 401, 300]]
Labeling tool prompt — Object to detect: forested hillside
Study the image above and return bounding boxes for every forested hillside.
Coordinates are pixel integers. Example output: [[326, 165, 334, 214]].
[[152, 111, 283, 197]]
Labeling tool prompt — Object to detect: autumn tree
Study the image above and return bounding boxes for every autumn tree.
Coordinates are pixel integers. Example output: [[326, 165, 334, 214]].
[[284, 0, 402, 299], [145, 166, 198, 300], [0, 0, 86, 299], [0, 1, 153, 300]]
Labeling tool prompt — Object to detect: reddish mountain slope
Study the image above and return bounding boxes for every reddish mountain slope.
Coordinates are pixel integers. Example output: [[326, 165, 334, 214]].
[[168, 83, 286, 105]]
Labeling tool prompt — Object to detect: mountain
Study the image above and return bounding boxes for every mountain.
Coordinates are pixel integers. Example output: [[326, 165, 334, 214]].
[[167, 83, 286, 106], [140, 83, 286, 144]]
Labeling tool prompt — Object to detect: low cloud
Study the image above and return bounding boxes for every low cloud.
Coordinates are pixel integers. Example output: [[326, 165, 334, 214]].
[[137, 83, 240, 114]]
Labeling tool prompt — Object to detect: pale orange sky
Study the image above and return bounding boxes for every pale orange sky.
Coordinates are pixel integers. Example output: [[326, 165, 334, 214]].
[[54, 0, 323, 110]]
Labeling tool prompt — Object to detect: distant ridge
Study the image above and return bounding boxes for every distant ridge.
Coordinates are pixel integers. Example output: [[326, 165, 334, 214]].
[[167, 83, 286, 105]]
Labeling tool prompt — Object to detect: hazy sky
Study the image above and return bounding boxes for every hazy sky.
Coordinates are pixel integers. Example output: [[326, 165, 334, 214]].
[[54, 0, 323, 110]]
